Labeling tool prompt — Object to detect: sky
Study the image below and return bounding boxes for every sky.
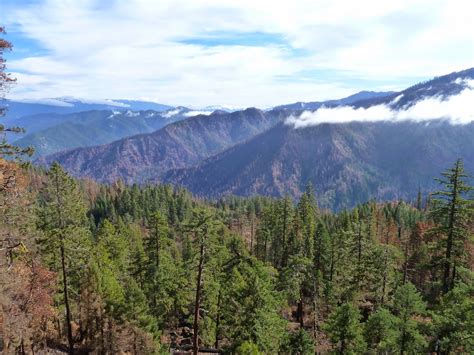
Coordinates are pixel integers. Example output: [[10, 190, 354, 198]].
[[1, 0, 473, 108]]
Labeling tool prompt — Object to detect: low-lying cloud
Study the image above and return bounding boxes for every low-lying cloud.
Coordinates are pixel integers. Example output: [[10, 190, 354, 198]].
[[183, 110, 213, 117], [286, 84, 474, 128]]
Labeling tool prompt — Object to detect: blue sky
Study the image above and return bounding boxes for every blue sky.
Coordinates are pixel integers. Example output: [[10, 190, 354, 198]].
[[1, 0, 473, 108]]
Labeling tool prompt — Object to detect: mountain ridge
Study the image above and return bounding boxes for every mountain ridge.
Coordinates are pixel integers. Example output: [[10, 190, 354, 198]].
[[15, 109, 190, 157], [164, 120, 474, 209], [36, 68, 474, 209], [40, 107, 285, 183]]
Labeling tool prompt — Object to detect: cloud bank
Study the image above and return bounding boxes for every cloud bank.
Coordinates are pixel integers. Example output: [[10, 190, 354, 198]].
[[286, 85, 474, 128], [3, 0, 474, 107]]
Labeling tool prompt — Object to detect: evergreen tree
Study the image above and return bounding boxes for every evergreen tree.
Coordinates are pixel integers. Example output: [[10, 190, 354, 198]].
[[220, 258, 286, 353], [280, 329, 315, 355], [296, 184, 318, 259], [430, 159, 473, 294], [432, 275, 474, 354], [365, 307, 398, 353], [324, 302, 367, 354], [182, 208, 220, 354], [37, 162, 92, 354], [392, 282, 427, 354]]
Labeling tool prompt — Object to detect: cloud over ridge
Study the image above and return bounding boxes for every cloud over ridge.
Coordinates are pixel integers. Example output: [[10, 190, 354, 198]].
[[286, 82, 474, 128]]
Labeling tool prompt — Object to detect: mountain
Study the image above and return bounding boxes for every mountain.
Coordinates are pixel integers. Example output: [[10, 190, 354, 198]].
[[40, 108, 285, 183], [14, 109, 193, 157], [351, 67, 474, 109], [273, 91, 395, 111], [38, 68, 474, 209], [2, 97, 172, 119], [165, 120, 474, 209], [162, 68, 474, 209], [274, 67, 474, 112]]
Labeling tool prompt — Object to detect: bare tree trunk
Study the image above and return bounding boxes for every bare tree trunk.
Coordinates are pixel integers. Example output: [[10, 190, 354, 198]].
[[60, 241, 74, 355], [297, 288, 304, 327], [403, 231, 409, 285], [55, 172, 74, 355], [250, 217, 254, 255], [214, 288, 222, 350], [381, 249, 388, 306], [193, 237, 205, 355]]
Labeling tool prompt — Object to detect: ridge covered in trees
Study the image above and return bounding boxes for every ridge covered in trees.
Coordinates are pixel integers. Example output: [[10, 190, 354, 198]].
[[0, 159, 472, 354]]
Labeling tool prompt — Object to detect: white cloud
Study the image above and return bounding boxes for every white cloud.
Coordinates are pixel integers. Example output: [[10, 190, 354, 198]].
[[11, 98, 74, 107], [3, 0, 474, 107], [161, 109, 182, 118], [286, 86, 474, 127], [183, 111, 213, 117]]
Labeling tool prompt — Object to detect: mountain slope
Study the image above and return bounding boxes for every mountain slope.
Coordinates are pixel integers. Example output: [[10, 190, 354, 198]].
[[15, 109, 189, 157], [164, 120, 474, 209], [41, 108, 285, 183], [352, 67, 474, 109]]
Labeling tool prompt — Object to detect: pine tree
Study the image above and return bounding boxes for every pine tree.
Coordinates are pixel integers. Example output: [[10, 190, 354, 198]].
[[365, 307, 398, 353], [220, 257, 286, 353], [280, 329, 315, 355], [430, 159, 473, 294], [37, 162, 92, 354], [393, 282, 427, 354], [432, 276, 474, 354], [182, 208, 220, 354], [272, 196, 293, 268], [311, 220, 331, 335], [296, 184, 318, 259], [416, 188, 423, 211], [324, 302, 367, 354]]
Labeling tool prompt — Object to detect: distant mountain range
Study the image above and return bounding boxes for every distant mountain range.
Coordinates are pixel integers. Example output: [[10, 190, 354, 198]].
[[32, 68, 474, 209], [3, 97, 173, 119], [13, 109, 190, 157], [13, 91, 394, 158], [6, 104, 229, 157]]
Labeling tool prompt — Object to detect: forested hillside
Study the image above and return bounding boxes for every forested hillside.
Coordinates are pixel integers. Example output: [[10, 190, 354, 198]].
[[167, 120, 474, 210], [41, 108, 285, 184], [1, 158, 472, 354]]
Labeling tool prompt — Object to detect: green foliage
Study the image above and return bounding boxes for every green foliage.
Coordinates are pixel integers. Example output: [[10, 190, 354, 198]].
[[365, 308, 398, 353], [432, 275, 474, 353], [430, 159, 473, 294], [279, 329, 315, 355], [37, 162, 92, 287], [392, 282, 427, 354], [324, 302, 367, 354], [5, 159, 473, 353], [220, 257, 287, 353], [235, 341, 263, 355]]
